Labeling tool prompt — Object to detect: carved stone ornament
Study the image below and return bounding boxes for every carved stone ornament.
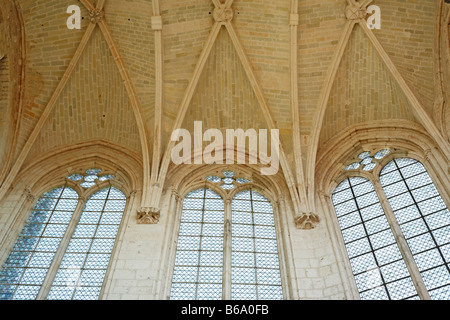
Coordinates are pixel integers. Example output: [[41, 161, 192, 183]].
[[295, 212, 320, 230], [213, 7, 234, 23], [89, 9, 104, 24], [345, 4, 366, 21], [23, 189, 35, 202], [137, 207, 161, 224]]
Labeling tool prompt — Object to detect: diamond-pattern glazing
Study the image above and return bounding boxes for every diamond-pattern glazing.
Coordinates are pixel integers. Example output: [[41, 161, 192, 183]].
[[171, 179, 284, 301], [48, 187, 126, 300], [170, 188, 224, 300], [231, 190, 283, 300], [0, 187, 78, 300], [332, 177, 418, 300], [381, 158, 450, 299]]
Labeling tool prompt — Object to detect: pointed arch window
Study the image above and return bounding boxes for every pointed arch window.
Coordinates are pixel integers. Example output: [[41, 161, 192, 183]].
[[332, 177, 418, 300], [0, 187, 78, 300], [380, 158, 450, 300], [231, 190, 283, 300], [331, 152, 450, 300], [170, 188, 225, 300], [170, 171, 284, 300], [47, 186, 126, 300], [0, 169, 127, 300]]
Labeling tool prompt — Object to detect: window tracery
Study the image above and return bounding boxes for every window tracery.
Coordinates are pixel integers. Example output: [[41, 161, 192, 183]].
[[170, 170, 283, 300], [331, 152, 450, 300], [0, 168, 127, 300]]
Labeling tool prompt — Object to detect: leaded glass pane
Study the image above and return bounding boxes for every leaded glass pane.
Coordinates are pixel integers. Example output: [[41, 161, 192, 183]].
[[47, 187, 126, 300], [358, 152, 371, 159], [0, 187, 78, 300], [332, 178, 418, 300], [170, 188, 224, 300], [380, 158, 450, 300], [374, 149, 391, 160], [345, 162, 361, 171], [206, 176, 221, 183], [231, 190, 283, 300], [363, 163, 377, 171]]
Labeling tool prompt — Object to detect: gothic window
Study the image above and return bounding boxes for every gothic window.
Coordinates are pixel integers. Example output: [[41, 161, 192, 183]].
[[332, 177, 418, 300], [0, 187, 79, 300], [380, 158, 450, 300], [231, 190, 283, 300], [0, 169, 126, 300], [170, 188, 225, 300], [170, 171, 283, 300], [331, 151, 450, 300], [47, 186, 126, 300]]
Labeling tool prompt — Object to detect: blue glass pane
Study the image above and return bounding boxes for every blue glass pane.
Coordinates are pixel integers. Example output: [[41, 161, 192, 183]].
[[0, 187, 78, 300]]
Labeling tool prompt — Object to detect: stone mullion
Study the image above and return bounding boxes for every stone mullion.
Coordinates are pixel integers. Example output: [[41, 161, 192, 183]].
[[372, 179, 431, 300], [223, 199, 232, 300]]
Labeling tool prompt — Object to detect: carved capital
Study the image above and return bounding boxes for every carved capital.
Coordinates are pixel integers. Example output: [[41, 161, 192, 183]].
[[78, 196, 87, 204], [213, 7, 234, 23], [318, 190, 330, 200], [277, 194, 286, 205], [345, 4, 366, 21], [424, 149, 432, 163], [137, 207, 161, 224], [170, 186, 179, 198], [129, 190, 137, 197], [295, 212, 320, 230], [23, 189, 35, 202], [89, 9, 104, 24]]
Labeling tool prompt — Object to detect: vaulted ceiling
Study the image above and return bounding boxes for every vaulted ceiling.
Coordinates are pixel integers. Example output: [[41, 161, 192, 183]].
[[0, 0, 448, 217]]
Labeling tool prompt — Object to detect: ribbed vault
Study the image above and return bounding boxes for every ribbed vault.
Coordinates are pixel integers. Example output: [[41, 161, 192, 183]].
[[319, 25, 418, 147], [0, 0, 447, 228], [27, 28, 143, 162], [182, 28, 267, 135]]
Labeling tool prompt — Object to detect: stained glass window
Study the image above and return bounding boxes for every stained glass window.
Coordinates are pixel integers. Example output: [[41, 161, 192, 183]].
[[231, 190, 283, 300], [0, 187, 79, 300], [170, 188, 225, 300], [332, 177, 419, 300], [47, 187, 126, 300], [380, 158, 450, 300]]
